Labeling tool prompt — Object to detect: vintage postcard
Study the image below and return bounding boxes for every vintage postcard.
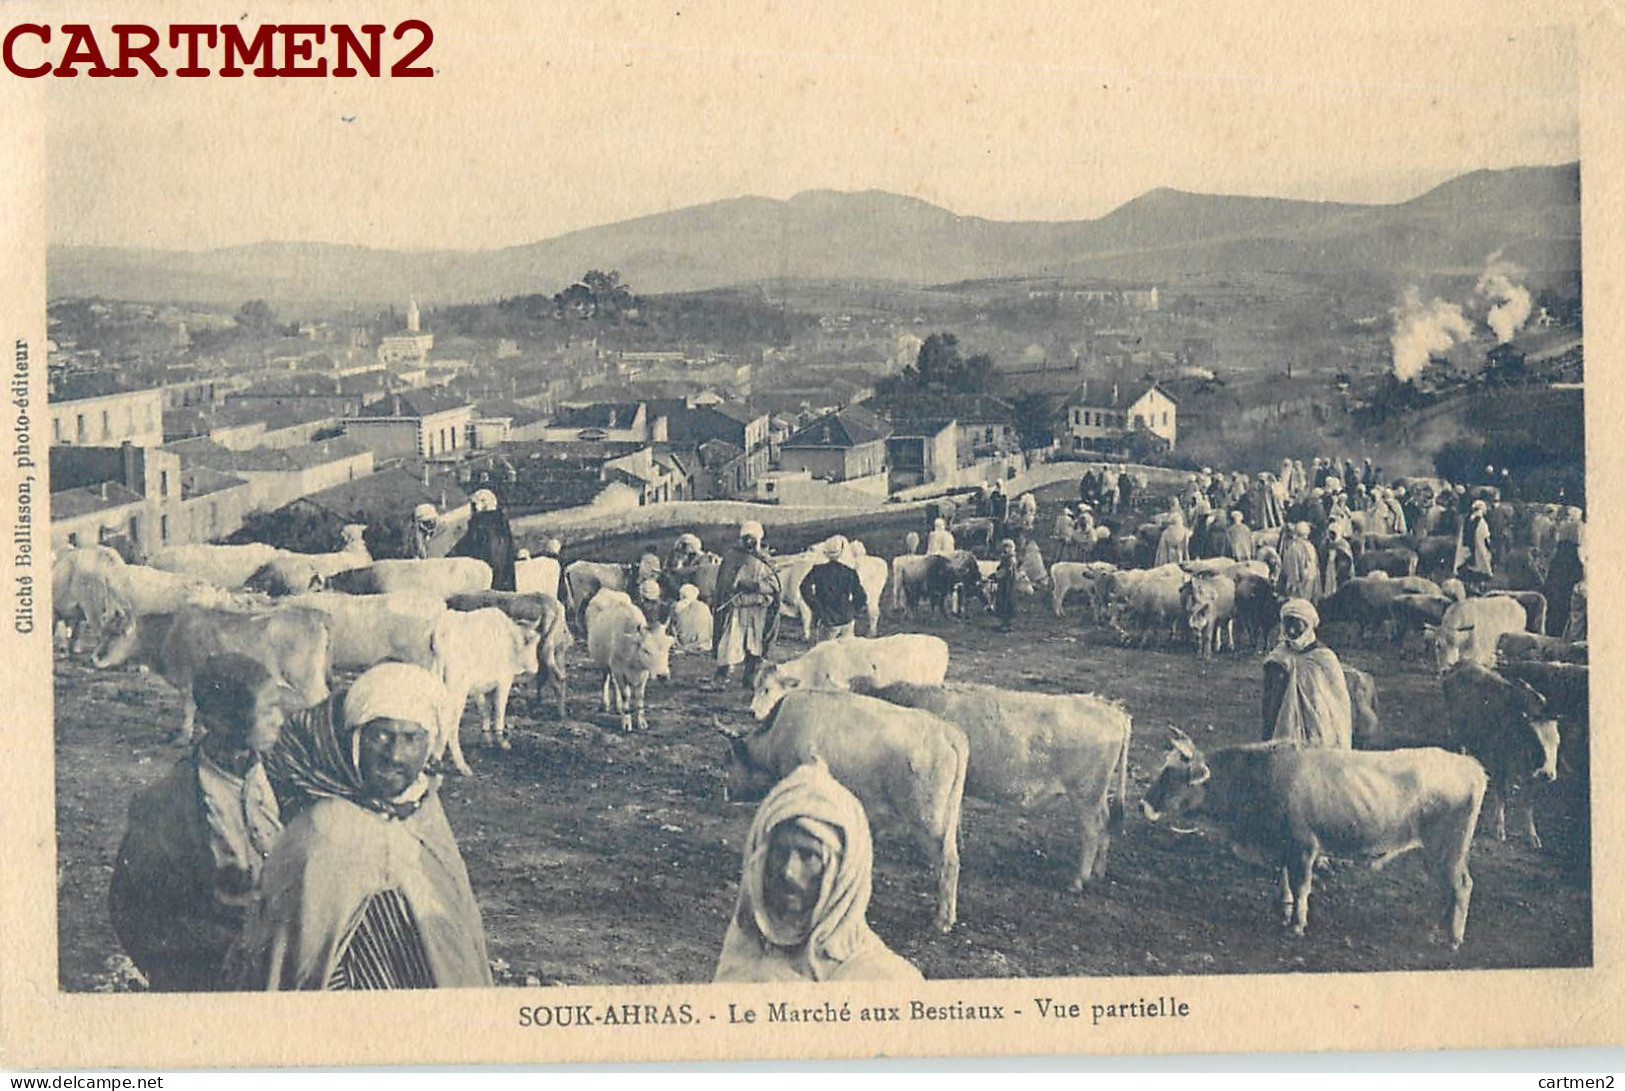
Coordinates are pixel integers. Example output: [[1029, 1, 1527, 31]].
[[1, 0, 1621, 1068]]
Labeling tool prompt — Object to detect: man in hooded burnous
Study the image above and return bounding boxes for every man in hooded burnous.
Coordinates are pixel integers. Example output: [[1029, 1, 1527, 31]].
[[714, 520, 781, 689], [231, 663, 492, 990], [1262, 599, 1353, 750], [451, 488, 518, 591], [714, 761, 922, 984]]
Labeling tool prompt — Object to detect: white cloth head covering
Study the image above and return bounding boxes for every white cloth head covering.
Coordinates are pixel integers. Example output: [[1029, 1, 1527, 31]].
[[544, 538, 563, 555], [639, 578, 662, 599], [1280, 597, 1320, 632], [412, 503, 438, 522], [342, 662, 452, 761], [717, 760, 895, 982], [471, 489, 498, 512], [740, 521, 765, 542], [823, 535, 848, 558], [679, 583, 700, 602]]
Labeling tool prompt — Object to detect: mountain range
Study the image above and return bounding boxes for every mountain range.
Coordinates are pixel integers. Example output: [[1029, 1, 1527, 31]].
[[48, 162, 1581, 309]]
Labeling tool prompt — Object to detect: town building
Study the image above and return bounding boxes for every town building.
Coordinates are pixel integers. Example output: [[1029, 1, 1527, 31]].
[[341, 391, 476, 461], [160, 436, 375, 514], [1063, 377, 1178, 452], [47, 376, 165, 448], [537, 402, 653, 444], [646, 396, 771, 495], [777, 405, 892, 484]]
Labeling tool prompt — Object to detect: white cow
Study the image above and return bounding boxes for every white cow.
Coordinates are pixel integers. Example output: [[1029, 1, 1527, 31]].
[[326, 557, 493, 599], [283, 591, 446, 671], [430, 607, 542, 773], [586, 590, 676, 732], [749, 633, 951, 719], [515, 554, 562, 598], [92, 602, 332, 743], [298, 524, 373, 581], [146, 542, 283, 590], [1428, 596, 1529, 673], [52, 545, 126, 651], [1049, 561, 1116, 618]]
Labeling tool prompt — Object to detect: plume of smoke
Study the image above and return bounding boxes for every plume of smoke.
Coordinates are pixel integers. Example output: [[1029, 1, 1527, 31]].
[[1475, 251, 1533, 344], [1390, 288, 1474, 383]]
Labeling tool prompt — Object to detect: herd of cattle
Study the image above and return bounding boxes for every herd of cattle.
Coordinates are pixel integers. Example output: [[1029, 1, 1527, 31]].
[[50, 486, 1588, 956]]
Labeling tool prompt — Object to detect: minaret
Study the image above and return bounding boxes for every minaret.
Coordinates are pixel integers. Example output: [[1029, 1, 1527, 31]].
[[407, 298, 421, 333]]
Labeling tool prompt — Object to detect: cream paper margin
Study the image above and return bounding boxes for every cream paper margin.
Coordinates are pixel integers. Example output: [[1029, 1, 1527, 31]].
[[0, 0, 1621, 1067]]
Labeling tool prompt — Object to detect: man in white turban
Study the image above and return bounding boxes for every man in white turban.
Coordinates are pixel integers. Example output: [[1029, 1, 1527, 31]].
[[1262, 599, 1352, 750], [714, 521, 780, 688], [669, 583, 714, 653], [1277, 521, 1320, 602], [234, 663, 491, 990], [715, 760, 922, 983]]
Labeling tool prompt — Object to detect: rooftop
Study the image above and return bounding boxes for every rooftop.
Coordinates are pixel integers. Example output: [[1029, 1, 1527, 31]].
[[180, 467, 250, 500], [50, 374, 158, 403], [50, 481, 145, 521], [1067, 378, 1175, 410], [296, 465, 469, 521], [862, 391, 1017, 429], [551, 402, 644, 429], [782, 404, 893, 449], [353, 391, 473, 420], [164, 436, 369, 473]]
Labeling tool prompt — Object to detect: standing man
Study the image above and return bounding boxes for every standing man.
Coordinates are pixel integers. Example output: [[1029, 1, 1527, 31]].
[[1223, 510, 1255, 561], [992, 538, 1020, 633], [1262, 599, 1353, 749], [1277, 522, 1320, 602], [450, 489, 518, 592], [1457, 499, 1494, 590], [408, 503, 440, 560], [988, 481, 1010, 541], [715, 521, 781, 689], [799, 537, 867, 644], [110, 655, 289, 991]]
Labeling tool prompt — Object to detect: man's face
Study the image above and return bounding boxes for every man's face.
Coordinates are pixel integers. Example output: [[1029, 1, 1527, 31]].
[[244, 689, 287, 754], [356, 717, 433, 799], [1282, 616, 1310, 643], [763, 823, 829, 939]]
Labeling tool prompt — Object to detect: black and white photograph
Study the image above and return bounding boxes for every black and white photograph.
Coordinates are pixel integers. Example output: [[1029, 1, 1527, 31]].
[[2, 0, 1618, 1067]]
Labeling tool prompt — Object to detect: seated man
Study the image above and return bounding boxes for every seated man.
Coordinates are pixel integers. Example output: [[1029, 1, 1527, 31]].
[[110, 654, 289, 991], [714, 760, 922, 984], [232, 663, 492, 990], [669, 583, 714, 653]]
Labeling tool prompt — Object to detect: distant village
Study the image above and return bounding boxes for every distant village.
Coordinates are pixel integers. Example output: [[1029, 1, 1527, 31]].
[[44, 265, 1582, 556]]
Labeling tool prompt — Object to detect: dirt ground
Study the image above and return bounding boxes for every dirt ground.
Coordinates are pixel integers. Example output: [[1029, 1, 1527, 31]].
[[54, 482, 1592, 990]]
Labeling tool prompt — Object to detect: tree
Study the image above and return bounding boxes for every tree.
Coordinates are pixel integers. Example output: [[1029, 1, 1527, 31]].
[[236, 299, 278, 336], [903, 332, 992, 393], [556, 270, 637, 321], [1010, 393, 1057, 449]]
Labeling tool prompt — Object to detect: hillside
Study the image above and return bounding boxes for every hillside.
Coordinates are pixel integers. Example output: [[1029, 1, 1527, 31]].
[[48, 162, 1581, 307]]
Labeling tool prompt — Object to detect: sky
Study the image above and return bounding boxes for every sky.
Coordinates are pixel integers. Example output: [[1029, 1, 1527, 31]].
[[40, 0, 1584, 252]]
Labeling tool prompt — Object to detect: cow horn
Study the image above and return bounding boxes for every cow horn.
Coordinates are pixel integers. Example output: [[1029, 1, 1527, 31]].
[[1189, 765, 1211, 786]]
